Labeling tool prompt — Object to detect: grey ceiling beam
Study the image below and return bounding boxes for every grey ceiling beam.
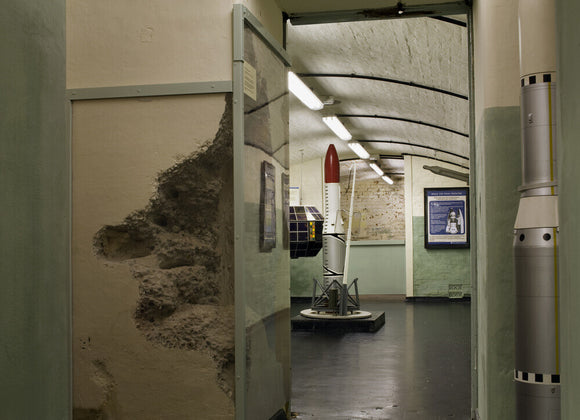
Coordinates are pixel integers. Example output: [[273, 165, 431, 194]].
[[430, 16, 467, 27], [400, 153, 469, 170], [288, 2, 470, 26], [338, 113, 469, 137], [359, 139, 469, 160], [297, 73, 468, 100], [349, 153, 469, 170], [423, 165, 470, 182]]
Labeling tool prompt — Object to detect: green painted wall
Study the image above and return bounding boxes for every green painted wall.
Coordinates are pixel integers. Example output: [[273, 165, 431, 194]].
[[291, 242, 406, 297], [0, 1, 70, 418], [412, 217, 470, 296], [557, 1, 580, 416], [348, 241, 406, 295], [475, 106, 520, 420], [291, 254, 322, 297], [405, 155, 470, 298]]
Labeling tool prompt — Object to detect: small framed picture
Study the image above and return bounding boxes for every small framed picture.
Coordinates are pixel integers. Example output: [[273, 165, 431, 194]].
[[424, 187, 470, 249], [260, 161, 276, 252]]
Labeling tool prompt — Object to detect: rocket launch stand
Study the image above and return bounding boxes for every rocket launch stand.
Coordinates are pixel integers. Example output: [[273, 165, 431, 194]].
[[312, 278, 360, 315], [300, 277, 372, 319]]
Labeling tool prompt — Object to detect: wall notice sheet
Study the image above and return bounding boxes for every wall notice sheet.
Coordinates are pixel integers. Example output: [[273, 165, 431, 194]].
[[424, 188, 469, 249]]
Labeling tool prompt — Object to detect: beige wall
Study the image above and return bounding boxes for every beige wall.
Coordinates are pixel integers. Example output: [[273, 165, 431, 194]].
[[473, 0, 520, 115], [473, 0, 521, 418], [69, 0, 285, 417], [243, 0, 284, 43], [67, 0, 283, 89], [289, 156, 324, 209], [67, 1, 233, 88]]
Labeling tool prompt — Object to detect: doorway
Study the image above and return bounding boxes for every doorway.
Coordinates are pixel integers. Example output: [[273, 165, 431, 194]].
[[285, 5, 475, 418]]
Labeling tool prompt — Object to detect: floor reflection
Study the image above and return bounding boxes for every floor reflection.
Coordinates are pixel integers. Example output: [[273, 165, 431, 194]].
[[291, 298, 471, 419]]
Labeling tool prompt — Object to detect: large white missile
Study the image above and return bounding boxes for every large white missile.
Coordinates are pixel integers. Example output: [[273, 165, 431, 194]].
[[322, 144, 346, 289]]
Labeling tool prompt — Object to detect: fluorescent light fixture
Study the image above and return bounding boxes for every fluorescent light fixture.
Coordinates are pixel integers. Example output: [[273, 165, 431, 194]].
[[288, 71, 324, 111], [369, 162, 384, 176], [348, 141, 370, 159], [382, 175, 394, 185], [322, 116, 352, 140]]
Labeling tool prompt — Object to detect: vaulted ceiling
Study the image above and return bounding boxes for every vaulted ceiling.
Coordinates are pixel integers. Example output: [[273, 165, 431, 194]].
[[284, 5, 469, 180]]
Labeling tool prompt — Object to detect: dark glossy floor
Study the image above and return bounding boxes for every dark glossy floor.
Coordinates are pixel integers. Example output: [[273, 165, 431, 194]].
[[291, 297, 471, 420]]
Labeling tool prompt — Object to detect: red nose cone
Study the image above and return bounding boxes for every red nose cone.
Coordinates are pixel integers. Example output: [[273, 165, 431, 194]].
[[324, 144, 340, 183]]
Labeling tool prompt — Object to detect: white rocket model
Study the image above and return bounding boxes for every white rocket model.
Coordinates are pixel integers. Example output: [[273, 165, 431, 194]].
[[299, 144, 371, 320], [322, 144, 346, 288]]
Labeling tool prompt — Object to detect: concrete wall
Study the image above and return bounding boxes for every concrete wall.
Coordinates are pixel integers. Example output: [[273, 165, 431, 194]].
[[69, 1, 286, 418], [0, 1, 70, 418], [557, 1, 580, 417], [473, 0, 521, 418], [404, 155, 470, 297]]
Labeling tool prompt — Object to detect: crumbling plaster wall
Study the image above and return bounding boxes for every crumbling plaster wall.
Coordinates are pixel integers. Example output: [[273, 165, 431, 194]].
[[72, 94, 235, 418], [68, 1, 287, 418]]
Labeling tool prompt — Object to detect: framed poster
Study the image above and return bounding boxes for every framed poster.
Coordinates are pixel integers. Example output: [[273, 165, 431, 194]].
[[424, 187, 469, 249], [260, 160, 276, 252], [282, 173, 290, 250]]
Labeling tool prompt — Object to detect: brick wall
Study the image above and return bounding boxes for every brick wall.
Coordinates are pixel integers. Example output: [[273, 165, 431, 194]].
[[340, 163, 405, 241]]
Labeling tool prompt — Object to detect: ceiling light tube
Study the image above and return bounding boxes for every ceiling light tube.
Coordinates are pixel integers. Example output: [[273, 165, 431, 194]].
[[382, 175, 394, 185], [288, 71, 324, 111], [322, 116, 352, 140], [369, 162, 384, 176], [348, 141, 370, 159]]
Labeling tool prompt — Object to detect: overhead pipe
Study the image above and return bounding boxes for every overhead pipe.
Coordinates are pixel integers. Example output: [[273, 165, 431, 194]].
[[513, 0, 560, 418], [423, 165, 469, 184]]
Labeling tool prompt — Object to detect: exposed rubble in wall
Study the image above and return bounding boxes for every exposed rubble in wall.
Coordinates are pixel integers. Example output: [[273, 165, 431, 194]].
[[93, 96, 235, 400]]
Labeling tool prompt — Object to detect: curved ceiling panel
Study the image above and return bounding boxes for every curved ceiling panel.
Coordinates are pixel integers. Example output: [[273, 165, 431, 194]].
[[287, 15, 469, 168], [309, 77, 469, 133], [287, 18, 468, 95]]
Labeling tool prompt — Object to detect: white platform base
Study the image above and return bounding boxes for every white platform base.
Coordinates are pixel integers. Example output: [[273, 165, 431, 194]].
[[300, 309, 372, 320]]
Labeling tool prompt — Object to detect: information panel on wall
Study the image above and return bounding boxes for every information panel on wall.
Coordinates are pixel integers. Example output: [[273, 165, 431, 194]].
[[424, 187, 469, 249]]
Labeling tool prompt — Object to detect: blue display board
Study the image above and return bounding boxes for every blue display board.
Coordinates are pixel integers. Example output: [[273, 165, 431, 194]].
[[424, 187, 470, 249]]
